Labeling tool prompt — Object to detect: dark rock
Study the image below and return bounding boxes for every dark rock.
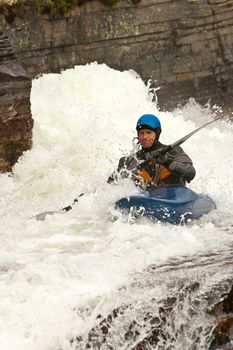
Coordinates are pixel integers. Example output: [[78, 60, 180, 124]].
[[2, 0, 233, 112], [0, 30, 33, 172], [209, 285, 233, 349], [210, 315, 233, 349]]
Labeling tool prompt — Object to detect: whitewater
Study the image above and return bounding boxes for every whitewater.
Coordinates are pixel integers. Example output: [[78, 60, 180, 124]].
[[0, 62, 232, 350]]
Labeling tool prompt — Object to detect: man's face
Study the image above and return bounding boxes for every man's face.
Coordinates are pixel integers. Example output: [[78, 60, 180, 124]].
[[138, 129, 156, 148]]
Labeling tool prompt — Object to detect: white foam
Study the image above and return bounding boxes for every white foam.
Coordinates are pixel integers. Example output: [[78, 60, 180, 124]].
[[0, 62, 232, 349]]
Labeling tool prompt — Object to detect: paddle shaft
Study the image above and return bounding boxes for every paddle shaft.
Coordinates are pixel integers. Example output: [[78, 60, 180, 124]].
[[34, 193, 84, 221], [136, 115, 224, 170]]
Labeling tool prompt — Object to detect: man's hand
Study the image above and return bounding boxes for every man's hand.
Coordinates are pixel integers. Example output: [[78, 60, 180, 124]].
[[141, 149, 175, 167], [159, 152, 175, 167]]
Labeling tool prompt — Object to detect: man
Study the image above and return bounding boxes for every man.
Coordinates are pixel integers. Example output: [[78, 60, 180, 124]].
[[108, 114, 196, 189]]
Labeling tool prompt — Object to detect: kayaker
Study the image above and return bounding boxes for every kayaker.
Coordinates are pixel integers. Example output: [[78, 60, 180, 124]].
[[108, 114, 196, 189]]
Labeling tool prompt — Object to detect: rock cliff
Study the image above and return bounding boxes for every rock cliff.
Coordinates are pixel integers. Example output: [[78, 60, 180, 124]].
[[1, 0, 233, 110], [1, 0, 233, 171], [0, 30, 33, 172]]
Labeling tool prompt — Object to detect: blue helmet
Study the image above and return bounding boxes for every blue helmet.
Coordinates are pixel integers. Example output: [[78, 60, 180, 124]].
[[136, 114, 161, 139]]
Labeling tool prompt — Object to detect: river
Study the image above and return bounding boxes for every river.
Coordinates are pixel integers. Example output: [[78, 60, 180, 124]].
[[0, 62, 232, 350]]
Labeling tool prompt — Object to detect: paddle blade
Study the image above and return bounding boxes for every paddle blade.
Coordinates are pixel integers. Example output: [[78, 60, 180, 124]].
[[33, 210, 57, 221]]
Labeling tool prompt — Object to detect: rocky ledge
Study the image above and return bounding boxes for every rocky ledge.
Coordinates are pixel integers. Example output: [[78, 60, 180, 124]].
[[0, 31, 33, 172]]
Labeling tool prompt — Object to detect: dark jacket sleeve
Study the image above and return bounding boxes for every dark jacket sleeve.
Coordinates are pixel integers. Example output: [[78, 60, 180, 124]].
[[167, 146, 196, 183]]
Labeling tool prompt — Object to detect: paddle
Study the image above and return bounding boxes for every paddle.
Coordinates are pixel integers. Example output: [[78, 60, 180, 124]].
[[135, 115, 224, 170], [33, 193, 84, 221], [34, 115, 227, 221]]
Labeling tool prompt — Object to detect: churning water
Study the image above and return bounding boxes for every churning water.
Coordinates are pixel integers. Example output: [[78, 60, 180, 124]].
[[0, 62, 232, 350]]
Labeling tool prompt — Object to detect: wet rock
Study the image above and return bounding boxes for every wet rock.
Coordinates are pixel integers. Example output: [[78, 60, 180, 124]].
[[71, 285, 198, 349], [211, 315, 233, 349], [212, 284, 233, 315], [0, 30, 33, 172], [71, 265, 233, 350], [209, 285, 233, 349]]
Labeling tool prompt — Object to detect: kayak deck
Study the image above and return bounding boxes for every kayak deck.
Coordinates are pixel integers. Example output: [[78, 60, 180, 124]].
[[115, 186, 216, 224]]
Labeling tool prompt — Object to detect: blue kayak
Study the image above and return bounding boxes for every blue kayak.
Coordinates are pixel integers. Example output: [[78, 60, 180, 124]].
[[115, 186, 216, 224]]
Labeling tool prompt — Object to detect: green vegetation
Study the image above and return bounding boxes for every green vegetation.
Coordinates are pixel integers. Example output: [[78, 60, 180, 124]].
[[38, 0, 80, 14], [0, 0, 122, 15], [35, 0, 121, 14], [40, 0, 83, 14], [57, 0, 119, 13]]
